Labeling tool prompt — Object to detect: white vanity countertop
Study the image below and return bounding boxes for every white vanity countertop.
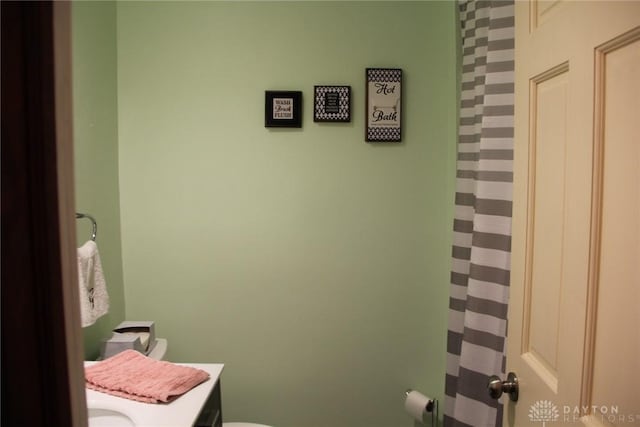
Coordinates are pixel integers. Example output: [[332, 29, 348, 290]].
[[85, 361, 224, 427]]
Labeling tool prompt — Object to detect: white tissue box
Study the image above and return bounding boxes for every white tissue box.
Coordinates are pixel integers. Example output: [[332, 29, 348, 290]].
[[100, 321, 157, 359]]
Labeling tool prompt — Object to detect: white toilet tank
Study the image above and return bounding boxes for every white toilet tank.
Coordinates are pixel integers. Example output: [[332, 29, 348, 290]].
[[147, 338, 168, 360]]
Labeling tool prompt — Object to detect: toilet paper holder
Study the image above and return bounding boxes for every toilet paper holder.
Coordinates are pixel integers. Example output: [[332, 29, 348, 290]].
[[405, 389, 438, 426]]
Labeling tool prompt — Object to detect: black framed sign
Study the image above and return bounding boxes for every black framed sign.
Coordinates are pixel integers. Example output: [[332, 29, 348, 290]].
[[314, 85, 351, 122], [365, 68, 402, 142], [265, 91, 302, 128]]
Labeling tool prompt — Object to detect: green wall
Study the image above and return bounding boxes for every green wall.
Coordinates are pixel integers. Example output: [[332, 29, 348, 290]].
[[72, 1, 126, 360], [74, 1, 458, 426]]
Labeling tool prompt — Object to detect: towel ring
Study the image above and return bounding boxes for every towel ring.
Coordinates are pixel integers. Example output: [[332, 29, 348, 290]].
[[76, 212, 97, 241]]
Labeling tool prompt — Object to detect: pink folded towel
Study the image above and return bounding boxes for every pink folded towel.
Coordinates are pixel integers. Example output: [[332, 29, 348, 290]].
[[85, 350, 210, 403]]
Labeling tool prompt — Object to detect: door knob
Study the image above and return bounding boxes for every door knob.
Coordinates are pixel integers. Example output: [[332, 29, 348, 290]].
[[487, 372, 519, 402]]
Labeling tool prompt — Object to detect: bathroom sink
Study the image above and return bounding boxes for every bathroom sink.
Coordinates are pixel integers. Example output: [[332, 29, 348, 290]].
[[85, 362, 223, 426], [88, 407, 136, 427]]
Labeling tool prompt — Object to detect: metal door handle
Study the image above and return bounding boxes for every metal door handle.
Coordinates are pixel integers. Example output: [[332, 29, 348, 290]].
[[487, 372, 519, 402]]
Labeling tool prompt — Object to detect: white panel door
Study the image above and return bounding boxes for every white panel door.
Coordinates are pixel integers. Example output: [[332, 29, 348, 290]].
[[506, 1, 640, 426]]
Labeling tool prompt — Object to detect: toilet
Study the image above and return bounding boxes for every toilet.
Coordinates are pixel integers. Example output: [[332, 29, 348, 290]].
[[147, 337, 168, 360], [150, 340, 271, 427]]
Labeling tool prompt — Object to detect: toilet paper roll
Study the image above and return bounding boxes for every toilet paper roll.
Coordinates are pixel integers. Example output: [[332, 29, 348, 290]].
[[404, 390, 434, 423]]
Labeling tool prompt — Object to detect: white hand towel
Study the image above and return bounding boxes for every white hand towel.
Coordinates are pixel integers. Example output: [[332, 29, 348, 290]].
[[77, 240, 109, 327]]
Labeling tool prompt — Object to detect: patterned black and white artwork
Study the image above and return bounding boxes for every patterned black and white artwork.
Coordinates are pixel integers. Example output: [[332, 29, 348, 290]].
[[366, 68, 402, 142], [314, 86, 351, 122]]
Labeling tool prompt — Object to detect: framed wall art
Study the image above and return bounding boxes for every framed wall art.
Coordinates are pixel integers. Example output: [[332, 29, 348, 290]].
[[265, 90, 302, 128], [314, 85, 351, 122], [365, 68, 402, 142]]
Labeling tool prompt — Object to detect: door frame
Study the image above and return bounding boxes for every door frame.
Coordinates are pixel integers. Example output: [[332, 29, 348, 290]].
[[1, 2, 86, 426]]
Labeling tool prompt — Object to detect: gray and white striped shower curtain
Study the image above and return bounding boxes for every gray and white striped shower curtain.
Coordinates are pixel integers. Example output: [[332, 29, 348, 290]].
[[444, 1, 514, 426]]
